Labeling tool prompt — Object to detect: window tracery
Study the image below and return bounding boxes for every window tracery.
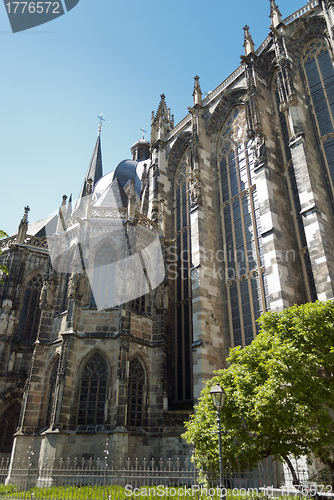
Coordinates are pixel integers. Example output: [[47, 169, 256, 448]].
[[127, 357, 145, 427], [273, 72, 317, 302], [18, 274, 43, 342], [217, 106, 269, 347], [302, 38, 334, 193], [173, 151, 193, 403], [77, 353, 108, 427]]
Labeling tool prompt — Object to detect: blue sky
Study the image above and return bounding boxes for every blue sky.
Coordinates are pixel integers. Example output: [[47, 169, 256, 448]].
[[1, 0, 308, 236]]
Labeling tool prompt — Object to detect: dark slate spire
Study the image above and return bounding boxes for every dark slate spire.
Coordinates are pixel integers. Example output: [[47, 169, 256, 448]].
[[79, 132, 103, 200]]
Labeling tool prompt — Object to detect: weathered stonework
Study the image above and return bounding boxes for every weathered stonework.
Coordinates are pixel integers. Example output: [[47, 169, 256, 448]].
[[1, 0, 334, 474]]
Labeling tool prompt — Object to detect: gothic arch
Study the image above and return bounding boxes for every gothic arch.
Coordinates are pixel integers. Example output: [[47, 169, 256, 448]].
[[0, 401, 21, 452], [216, 105, 269, 348], [18, 271, 43, 343], [167, 132, 192, 173], [206, 88, 247, 137], [127, 356, 147, 428], [75, 350, 110, 429]]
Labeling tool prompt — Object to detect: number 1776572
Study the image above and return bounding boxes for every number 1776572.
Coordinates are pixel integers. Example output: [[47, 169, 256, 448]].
[[5, 2, 60, 14]]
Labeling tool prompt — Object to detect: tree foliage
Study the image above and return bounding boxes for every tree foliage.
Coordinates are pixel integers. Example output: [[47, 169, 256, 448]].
[[182, 301, 334, 480], [0, 229, 8, 283]]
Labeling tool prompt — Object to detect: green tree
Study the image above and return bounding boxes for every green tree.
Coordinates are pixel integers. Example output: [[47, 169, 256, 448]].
[[0, 229, 8, 283], [182, 301, 334, 482]]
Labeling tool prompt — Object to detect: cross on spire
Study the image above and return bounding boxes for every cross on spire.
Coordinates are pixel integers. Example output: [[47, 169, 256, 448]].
[[97, 113, 105, 133], [140, 128, 147, 139]]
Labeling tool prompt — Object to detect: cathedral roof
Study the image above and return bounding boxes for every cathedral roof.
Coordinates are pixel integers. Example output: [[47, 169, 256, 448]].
[[94, 178, 128, 208], [113, 159, 141, 196], [27, 214, 57, 237]]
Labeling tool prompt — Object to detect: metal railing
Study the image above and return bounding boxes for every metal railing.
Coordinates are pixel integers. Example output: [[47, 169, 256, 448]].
[[1, 454, 333, 499]]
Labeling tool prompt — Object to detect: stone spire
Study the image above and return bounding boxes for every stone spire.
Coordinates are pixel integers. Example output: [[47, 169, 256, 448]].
[[193, 75, 203, 107], [243, 25, 255, 56], [78, 131, 103, 200], [270, 0, 282, 28], [17, 206, 30, 243], [151, 94, 174, 143]]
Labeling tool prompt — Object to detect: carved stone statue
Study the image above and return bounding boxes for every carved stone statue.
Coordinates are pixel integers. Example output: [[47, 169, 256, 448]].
[[156, 278, 169, 312], [0, 305, 14, 337], [190, 177, 201, 208], [40, 269, 56, 309], [252, 132, 266, 165]]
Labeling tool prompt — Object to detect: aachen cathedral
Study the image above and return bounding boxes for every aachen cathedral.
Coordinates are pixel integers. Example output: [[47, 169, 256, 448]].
[[0, 0, 334, 471]]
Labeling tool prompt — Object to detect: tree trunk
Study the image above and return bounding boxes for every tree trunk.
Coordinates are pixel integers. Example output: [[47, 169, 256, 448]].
[[282, 455, 300, 486]]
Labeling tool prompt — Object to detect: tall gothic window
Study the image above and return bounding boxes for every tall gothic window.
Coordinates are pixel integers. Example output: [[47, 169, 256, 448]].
[[45, 359, 59, 427], [302, 39, 334, 194], [127, 357, 145, 427], [274, 74, 317, 302], [174, 152, 193, 403], [0, 403, 21, 452], [217, 107, 269, 348], [77, 353, 108, 427], [18, 275, 43, 342], [90, 242, 118, 309]]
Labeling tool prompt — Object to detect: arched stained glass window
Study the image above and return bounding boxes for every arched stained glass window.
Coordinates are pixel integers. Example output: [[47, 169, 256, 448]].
[[273, 73, 317, 302], [173, 152, 193, 403], [302, 38, 334, 193], [77, 353, 108, 427], [0, 403, 20, 452], [127, 357, 145, 427], [90, 242, 118, 309], [217, 106, 269, 348], [18, 275, 43, 342]]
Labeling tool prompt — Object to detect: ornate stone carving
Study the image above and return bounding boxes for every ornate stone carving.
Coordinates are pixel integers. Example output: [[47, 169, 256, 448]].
[[58, 336, 71, 380], [252, 132, 266, 166], [67, 259, 82, 300], [189, 176, 201, 208], [155, 278, 169, 312], [39, 268, 56, 309]]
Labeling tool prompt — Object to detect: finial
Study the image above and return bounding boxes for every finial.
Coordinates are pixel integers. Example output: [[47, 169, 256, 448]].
[[193, 75, 203, 107], [21, 206, 30, 224], [17, 206, 30, 243], [97, 113, 105, 134], [243, 25, 255, 56], [270, 0, 282, 28], [160, 94, 165, 101], [140, 128, 147, 139], [61, 195, 67, 206]]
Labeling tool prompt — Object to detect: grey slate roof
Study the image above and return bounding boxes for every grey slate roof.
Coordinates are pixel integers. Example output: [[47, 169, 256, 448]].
[[113, 159, 141, 196], [94, 178, 128, 208]]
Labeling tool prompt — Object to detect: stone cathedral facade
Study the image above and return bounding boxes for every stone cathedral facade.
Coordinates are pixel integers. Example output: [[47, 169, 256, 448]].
[[1, 0, 334, 469]]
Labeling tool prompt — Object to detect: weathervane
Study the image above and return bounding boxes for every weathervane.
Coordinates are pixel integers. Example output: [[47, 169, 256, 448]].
[[97, 113, 105, 133]]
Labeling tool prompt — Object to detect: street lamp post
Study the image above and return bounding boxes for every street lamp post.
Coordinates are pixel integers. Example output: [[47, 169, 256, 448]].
[[210, 384, 226, 500]]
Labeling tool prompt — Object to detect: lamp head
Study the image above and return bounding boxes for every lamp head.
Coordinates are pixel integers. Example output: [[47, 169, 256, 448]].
[[210, 384, 226, 409]]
